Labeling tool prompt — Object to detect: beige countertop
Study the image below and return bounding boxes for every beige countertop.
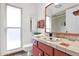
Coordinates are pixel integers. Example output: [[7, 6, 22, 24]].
[[33, 34, 79, 56]]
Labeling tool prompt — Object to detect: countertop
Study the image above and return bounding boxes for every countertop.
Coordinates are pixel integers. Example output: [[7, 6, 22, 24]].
[[33, 34, 79, 56]]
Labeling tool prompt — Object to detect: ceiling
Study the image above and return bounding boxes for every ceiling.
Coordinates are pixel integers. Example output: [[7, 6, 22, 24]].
[[46, 3, 79, 16]]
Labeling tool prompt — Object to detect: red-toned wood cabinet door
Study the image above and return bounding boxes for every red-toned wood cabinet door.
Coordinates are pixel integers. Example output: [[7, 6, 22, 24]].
[[44, 53, 49, 56], [32, 45, 43, 56], [38, 42, 54, 56], [54, 49, 66, 56], [65, 53, 71, 56]]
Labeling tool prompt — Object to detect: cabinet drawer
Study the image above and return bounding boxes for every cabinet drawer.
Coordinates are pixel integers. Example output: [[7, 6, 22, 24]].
[[32, 45, 43, 56], [38, 42, 54, 56], [33, 39, 38, 47], [54, 49, 66, 56]]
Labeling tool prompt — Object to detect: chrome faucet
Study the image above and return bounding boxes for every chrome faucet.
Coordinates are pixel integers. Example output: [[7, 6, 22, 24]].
[[49, 33, 53, 40]]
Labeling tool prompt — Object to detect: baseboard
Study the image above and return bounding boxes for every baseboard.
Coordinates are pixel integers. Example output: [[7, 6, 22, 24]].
[[1, 48, 23, 56], [23, 43, 33, 48], [0, 43, 33, 56], [23, 43, 33, 51]]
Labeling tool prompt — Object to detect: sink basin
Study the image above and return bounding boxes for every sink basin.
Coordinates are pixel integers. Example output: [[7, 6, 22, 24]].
[[42, 37, 61, 42], [49, 37, 61, 41], [35, 36, 41, 38]]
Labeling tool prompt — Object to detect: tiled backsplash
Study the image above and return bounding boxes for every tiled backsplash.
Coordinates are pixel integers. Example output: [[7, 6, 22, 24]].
[[55, 33, 79, 40], [45, 32, 79, 40]]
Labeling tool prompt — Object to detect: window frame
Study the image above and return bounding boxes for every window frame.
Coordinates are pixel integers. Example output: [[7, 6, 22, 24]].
[[6, 4, 23, 51]]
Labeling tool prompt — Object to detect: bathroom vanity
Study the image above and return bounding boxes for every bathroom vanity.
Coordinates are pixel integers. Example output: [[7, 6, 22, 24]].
[[32, 40, 70, 56], [32, 34, 79, 56]]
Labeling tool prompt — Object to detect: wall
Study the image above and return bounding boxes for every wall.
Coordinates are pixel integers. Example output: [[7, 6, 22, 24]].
[[37, 3, 47, 34], [0, 4, 1, 55], [0, 3, 38, 55], [9, 3, 38, 45], [66, 5, 79, 33], [0, 3, 6, 55]]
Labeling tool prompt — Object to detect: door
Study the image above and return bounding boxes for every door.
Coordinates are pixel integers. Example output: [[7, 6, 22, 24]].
[[44, 53, 49, 56], [6, 5, 22, 50], [38, 42, 54, 56]]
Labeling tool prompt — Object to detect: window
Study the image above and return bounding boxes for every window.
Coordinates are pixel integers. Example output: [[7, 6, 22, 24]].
[[46, 16, 51, 32], [6, 5, 21, 50]]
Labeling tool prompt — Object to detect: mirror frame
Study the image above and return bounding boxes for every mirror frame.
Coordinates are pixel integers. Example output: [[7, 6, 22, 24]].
[[45, 3, 79, 36]]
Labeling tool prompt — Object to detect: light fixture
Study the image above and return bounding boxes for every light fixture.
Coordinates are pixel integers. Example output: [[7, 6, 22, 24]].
[[55, 4, 62, 8], [54, 3, 59, 5]]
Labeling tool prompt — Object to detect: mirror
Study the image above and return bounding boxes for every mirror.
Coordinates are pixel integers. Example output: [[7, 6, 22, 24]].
[[45, 3, 79, 34]]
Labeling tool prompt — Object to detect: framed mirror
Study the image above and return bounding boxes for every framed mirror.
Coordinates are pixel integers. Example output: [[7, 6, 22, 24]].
[[45, 3, 79, 35]]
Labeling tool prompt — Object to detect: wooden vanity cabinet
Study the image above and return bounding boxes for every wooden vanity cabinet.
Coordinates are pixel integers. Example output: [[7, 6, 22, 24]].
[[32, 45, 43, 56], [54, 49, 71, 56], [32, 39, 71, 56], [65, 53, 71, 56], [38, 42, 54, 56], [44, 53, 49, 56], [54, 49, 66, 56]]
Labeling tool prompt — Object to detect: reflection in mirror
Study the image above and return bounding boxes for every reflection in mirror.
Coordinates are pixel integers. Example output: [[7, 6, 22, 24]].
[[46, 16, 51, 32], [45, 3, 79, 34], [51, 11, 66, 32]]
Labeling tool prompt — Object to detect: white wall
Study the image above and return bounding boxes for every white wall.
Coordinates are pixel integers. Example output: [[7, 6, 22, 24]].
[[0, 4, 6, 55], [0, 3, 38, 55], [66, 5, 79, 33], [37, 3, 47, 34], [0, 4, 1, 55]]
